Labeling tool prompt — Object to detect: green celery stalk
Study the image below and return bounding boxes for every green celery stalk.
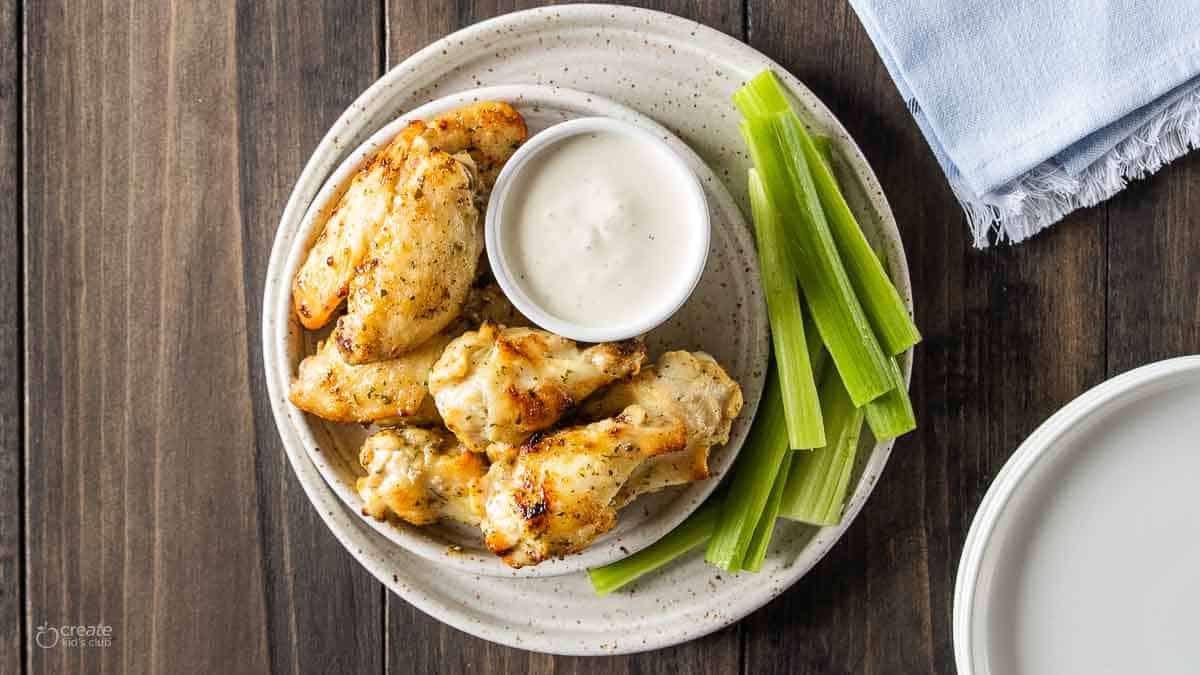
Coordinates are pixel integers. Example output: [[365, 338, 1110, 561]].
[[748, 169, 824, 449], [741, 450, 793, 572], [780, 366, 865, 525], [752, 112, 893, 406], [732, 70, 793, 119], [807, 305, 914, 441], [705, 366, 791, 570], [588, 497, 721, 596], [860, 241, 915, 439], [864, 357, 916, 440], [792, 126, 920, 356], [735, 70, 921, 356]]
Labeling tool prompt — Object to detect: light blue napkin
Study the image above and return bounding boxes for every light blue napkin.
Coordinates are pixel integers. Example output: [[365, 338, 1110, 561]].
[[848, 0, 1200, 246]]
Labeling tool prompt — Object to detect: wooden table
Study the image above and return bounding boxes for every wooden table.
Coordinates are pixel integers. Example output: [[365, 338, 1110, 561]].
[[5, 1, 1197, 673]]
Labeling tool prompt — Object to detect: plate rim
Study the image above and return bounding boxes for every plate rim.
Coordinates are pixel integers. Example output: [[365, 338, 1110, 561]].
[[262, 3, 915, 655], [952, 354, 1200, 674]]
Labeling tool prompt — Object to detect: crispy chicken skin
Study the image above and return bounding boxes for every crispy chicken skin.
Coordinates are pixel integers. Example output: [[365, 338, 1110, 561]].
[[288, 335, 450, 424], [583, 351, 744, 506], [292, 123, 422, 330], [479, 405, 688, 567], [408, 100, 528, 191], [288, 284, 528, 424], [292, 101, 527, 331], [357, 427, 487, 526], [333, 147, 483, 363], [428, 323, 648, 451]]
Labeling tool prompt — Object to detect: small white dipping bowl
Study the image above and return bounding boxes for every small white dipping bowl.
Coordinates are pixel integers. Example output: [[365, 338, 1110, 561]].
[[485, 117, 710, 343]]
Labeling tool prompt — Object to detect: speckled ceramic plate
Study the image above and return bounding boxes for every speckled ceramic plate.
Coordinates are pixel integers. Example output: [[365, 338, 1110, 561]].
[[264, 4, 914, 654], [277, 85, 767, 578]]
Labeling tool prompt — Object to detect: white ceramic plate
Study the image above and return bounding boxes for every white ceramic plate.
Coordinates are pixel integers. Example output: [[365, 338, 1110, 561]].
[[278, 85, 766, 578], [954, 356, 1200, 675], [263, 5, 914, 654]]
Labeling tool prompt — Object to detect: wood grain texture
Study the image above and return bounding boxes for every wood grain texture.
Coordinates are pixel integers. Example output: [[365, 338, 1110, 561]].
[[233, 1, 385, 673], [0, 0, 20, 672], [742, 1, 1107, 673], [24, 1, 269, 671], [22, 1, 381, 673], [382, 1, 744, 673], [1107, 152, 1200, 375]]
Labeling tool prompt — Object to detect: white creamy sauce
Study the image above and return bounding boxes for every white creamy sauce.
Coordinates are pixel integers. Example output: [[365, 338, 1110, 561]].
[[501, 131, 700, 329]]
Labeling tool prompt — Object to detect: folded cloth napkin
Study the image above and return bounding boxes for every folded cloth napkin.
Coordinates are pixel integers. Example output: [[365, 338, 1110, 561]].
[[848, 0, 1200, 246]]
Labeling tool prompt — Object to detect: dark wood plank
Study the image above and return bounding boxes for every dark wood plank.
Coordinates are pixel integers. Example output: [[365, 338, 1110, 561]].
[[24, 1, 266, 671], [0, 0, 20, 671], [234, 1, 386, 673], [743, 2, 1107, 673], [23, 1, 382, 672], [1106, 152, 1200, 375], [383, 1, 745, 672]]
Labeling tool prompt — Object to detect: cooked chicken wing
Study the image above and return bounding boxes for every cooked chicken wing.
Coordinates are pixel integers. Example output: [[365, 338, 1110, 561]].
[[582, 351, 744, 506], [357, 427, 486, 526], [292, 123, 422, 330], [408, 100, 528, 191], [428, 323, 647, 451], [478, 405, 688, 567], [289, 284, 528, 424], [288, 335, 449, 424], [292, 101, 527, 331], [333, 147, 483, 363]]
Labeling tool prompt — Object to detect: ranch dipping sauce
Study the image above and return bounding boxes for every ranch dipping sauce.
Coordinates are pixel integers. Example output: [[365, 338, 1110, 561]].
[[498, 128, 707, 332]]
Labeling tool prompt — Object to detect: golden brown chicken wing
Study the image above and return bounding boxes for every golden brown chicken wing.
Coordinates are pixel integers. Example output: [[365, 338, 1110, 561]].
[[333, 147, 483, 363], [582, 351, 744, 506], [288, 284, 529, 424], [357, 427, 486, 526], [409, 100, 528, 191], [428, 323, 647, 451], [292, 123, 422, 330], [291, 101, 526, 331], [478, 405, 688, 567], [288, 335, 449, 425]]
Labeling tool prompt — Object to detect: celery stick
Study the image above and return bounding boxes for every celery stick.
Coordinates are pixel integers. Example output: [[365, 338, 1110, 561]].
[[751, 113, 892, 406], [864, 357, 916, 440], [736, 70, 921, 356], [588, 497, 721, 596], [748, 169, 824, 449], [732, 70, 792, 119], [741, 450, 793, 572], [805, 255, 913, 441], [800, 134, 920, 356], [780, 367, 865, 525], [705, 366, 791, 570]]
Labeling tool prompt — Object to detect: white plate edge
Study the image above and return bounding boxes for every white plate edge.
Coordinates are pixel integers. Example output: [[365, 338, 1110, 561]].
[[952, 354, 1200, 674]]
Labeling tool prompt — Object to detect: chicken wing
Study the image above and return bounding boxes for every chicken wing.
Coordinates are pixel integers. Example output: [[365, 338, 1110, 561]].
[[333, 147, 483, 363], [478, 405, 688, 567], [288, 283, 528, 424], [288, 335, 449, 424], [408, 100, 528, 191], [582, 351, 744, 506], [292, 123, 422, 330], [292, 101, 527, 331], [357, 427, 486, 526], [428, 323, 647, 451]]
